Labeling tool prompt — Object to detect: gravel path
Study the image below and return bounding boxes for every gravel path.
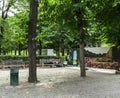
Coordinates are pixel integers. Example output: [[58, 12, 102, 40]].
[[0, 67, 120, 98]]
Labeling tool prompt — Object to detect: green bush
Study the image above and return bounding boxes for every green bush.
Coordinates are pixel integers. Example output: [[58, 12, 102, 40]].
[[0, 55, 60, 64]]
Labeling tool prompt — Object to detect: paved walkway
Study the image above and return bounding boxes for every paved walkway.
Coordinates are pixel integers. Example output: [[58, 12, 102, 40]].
[[0, 67, 120, 98]]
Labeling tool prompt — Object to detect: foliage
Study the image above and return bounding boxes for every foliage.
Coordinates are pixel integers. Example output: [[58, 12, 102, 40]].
[[0, 0, 29, 54], [91, 0, 120, 46], [0, 55, 60, 63], [2, 12, 28, 51], [36, 0, 95, 50], [0, 0, 120, 55]]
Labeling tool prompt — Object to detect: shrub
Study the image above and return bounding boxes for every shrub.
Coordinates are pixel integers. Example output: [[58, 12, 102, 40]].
[[0, 55, 61, 64]]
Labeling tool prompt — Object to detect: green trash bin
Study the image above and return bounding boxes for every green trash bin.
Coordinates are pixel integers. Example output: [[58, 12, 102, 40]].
[[10, 68, 19, 86]]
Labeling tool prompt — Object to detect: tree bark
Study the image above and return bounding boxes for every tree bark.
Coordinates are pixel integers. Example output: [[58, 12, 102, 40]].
[[38, 40, 42, 55], [58, 41, 61, 57], [28, 0, 38, 83], [18, 43, 21, 55], [61, 39, 64, 56], [74, 0, 86, 77]]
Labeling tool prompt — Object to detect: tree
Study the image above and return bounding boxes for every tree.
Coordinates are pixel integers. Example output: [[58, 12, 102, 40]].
[[91, 0, 120, 46], [1, 16, 26, 55], [72, 0, 86, 77], [37, 0, 79, 56], [46, 0, 87, 76], [0, 0, 16, 54], [28, 0, 38, 83], [5, 14, 28, 55], [36, 0, 87, 77]]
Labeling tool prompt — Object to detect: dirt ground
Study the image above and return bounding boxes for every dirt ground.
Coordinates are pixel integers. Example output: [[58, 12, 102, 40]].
[[0, 67, 120, 98]]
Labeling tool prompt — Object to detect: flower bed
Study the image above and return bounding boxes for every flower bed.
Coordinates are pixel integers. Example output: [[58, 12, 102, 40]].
[[85, 58, 119, 69]]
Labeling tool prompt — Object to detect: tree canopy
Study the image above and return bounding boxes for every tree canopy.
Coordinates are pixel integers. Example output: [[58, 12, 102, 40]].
[[91, 0, 120, 46], [1, 0, 120, 54]]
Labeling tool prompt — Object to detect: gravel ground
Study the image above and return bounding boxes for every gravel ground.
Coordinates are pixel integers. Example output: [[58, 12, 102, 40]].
[[0, 67, 120, 98]]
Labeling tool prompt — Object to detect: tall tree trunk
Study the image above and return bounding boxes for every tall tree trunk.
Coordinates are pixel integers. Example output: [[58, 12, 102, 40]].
[[56, 50, 59, 57], [77, 48, 80, 66], [74, 0, 86, 77], [3, 50, 6, 55], [0, 30, 3, 55], [61, 39, 64, 56], [14, 49, 17, 55], [28, 0, 38, 83], [18, 43, 21, 55], [58, 38, 64, 56], [26, 49, 28, 56], [56, 41, 61, 57], [38, 40, 42, 55]]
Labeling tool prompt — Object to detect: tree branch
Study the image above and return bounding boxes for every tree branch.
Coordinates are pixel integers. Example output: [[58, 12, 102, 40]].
[[2, 0, 16, 19]]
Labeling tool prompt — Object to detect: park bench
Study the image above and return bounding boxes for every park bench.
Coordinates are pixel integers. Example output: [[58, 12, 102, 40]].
[[39, 58, 63, 68], [39, 59, 55, 68], [2, 59, 25, 69]]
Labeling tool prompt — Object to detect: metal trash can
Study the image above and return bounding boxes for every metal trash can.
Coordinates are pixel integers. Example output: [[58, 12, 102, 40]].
[[10, 68, 19, 86]]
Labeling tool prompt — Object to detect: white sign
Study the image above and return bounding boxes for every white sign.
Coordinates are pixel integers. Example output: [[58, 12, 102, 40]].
[[47, 49, 54, 56]]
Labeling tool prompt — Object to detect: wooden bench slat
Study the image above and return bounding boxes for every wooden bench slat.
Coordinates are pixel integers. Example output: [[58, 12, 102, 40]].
[[2, 59, 25, 69], [39, 58, 63, 68]]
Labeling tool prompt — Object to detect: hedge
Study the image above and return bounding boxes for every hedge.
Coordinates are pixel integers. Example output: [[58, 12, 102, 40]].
[[0, 55, 61, 64]]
